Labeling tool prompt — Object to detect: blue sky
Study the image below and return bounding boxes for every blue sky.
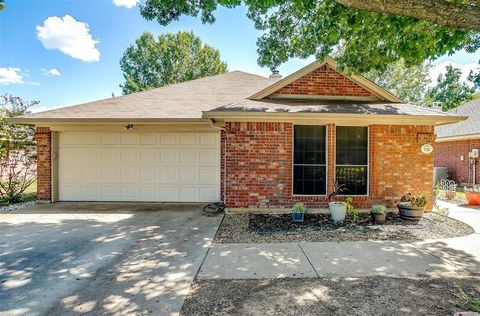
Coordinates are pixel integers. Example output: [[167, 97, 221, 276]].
[[0, 0, 479, 112]]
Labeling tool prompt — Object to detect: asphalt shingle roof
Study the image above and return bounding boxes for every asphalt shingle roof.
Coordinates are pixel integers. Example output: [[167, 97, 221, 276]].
[[435, 98, 480, 139], [18, 71, 275, 121]]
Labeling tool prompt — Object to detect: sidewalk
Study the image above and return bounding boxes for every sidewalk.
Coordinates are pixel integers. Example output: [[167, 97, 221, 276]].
[[198, 201, 480, 279]]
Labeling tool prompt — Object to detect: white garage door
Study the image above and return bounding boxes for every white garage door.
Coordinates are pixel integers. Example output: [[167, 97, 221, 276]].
[[58, 131, 221, 202]]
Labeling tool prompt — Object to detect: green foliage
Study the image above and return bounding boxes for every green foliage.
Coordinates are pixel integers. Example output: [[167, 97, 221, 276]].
[[364, 59, 431, 104], [0, 95, 37, 203], [424, 65, 477, 110], [328, 181, 346, 202], [370, 204, 386, 215], [120, 31, 228, 94], [453, 284, 480, 312], [292, 202, 307, 213], [0, 0, 5, 10], [139, 0, 480, 73], [345, 197, 359, 222]]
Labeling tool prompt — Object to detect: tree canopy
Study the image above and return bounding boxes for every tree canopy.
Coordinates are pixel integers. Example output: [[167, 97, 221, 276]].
[[120, 31, 228, 94], [139, 1, 480, 73], [424, 65, 478, 110], [365, 59, 431, 104]]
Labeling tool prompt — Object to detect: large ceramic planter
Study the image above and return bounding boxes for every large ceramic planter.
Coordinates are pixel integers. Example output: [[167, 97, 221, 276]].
[[466, 191, 480, 205], [329, 202, 347, 223], [397, 203, 425, 221]]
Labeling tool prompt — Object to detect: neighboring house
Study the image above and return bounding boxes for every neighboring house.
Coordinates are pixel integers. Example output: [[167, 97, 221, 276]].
[[12, 57, 465, 211], [435, 98, 480, 186]]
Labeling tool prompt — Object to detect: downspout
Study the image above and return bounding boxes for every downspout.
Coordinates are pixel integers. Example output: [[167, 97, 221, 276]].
[[209, 119, 227, 205]]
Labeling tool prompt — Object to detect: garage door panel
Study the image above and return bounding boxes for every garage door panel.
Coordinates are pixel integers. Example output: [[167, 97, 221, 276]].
[[101, 133, 120, 145], [179, 168, 197, 184], [120, 166, 140, 183], [200, 134, 219, 146], [160, 150, 177, 164], [61, 167, 81, 183], [82, 149, 101, 162], [120, 149, 140, 164], [59, 148, 80, 163], [180, 134, 198, 146], [199, 149, 219, 165], [81, 166, 101, 182], [101, 166, 120, 182], [159, 168, 178, 184], [101, 149, 120, 163], [199, 168, 219, 184], [121, 134, 139, 145], [81, 134, 100, 145], [179, 149, 197, 164], [140, 167, 159, 182], [160, 134, 177, 145], [59, 132, 220, 202], [200, 187, 220, 201], [140, 134, 157, 145], [160, 186, 179, 200]]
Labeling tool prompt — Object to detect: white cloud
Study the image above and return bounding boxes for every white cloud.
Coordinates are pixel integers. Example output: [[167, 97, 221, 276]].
[[36, 15, 100, 62], [113, 0, 139, 8], [42, 68, 61, 76], [0, 67, 23, 85], [430, 61, 478, 87]]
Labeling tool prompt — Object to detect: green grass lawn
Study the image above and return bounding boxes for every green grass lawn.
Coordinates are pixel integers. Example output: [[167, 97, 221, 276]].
[[22, 180, 37, 202]]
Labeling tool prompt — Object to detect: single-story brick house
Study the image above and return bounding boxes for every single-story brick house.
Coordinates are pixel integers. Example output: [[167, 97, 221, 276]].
[[12, 57, 466, 211], [435, 98, 480, 186]]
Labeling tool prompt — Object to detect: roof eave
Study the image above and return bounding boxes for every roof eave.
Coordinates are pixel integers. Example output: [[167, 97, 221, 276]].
[[203, 111, 467, 126], [7, 117, 209, 125]]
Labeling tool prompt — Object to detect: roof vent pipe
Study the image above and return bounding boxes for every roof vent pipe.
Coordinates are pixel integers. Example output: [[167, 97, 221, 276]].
[[269, 70, 282, 80]]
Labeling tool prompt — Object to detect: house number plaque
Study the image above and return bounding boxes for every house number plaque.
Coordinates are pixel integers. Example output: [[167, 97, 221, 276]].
[[420, 143, 433, 154]]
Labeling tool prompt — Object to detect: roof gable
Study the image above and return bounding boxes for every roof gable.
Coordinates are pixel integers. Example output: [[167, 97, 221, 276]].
[[249, 56, 402, 103]]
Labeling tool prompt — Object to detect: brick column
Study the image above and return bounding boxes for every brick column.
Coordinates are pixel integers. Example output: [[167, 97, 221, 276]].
[[327, 123, 336, 196], [35, 127, 52, 202]]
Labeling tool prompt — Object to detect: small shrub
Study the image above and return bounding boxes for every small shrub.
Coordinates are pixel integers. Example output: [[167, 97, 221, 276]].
[[346, 197, 359, 222], [399, 193, 427, 208], [370, 204, 386, 215], [292, 203, 307, 213]]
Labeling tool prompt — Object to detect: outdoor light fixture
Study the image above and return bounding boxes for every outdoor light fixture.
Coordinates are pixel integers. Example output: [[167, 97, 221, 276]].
[[124, 124, 134, 130]]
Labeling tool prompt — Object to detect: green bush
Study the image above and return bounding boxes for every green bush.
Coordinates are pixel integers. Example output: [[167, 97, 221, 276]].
[[370, 204, 386, 215], [292, 203, 307, 213]]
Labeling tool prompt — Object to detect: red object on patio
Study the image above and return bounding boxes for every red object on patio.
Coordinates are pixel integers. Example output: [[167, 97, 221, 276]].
[[466, 191, 480, 205]]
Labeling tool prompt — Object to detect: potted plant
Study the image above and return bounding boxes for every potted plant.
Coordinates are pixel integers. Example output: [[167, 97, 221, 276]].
[[465, 185, 480, 205], [328, 182, 347, 223], [370, 204, 387, 224], [397, 193, 427, 221], [291, 203, 307, 222]]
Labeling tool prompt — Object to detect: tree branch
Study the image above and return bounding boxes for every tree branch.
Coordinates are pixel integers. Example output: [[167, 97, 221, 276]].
[[336, 0, 480, 31]]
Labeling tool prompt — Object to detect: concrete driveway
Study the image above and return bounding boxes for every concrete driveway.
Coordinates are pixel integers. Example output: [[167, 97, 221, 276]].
[[0, 203, 223, 316]]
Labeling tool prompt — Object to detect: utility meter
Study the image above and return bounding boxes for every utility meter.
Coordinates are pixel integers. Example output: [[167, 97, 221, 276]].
[[469, 149, 479, 158]]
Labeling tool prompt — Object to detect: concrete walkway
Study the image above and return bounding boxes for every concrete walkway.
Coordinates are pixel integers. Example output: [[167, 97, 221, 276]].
[[198, 201, 480, 279]]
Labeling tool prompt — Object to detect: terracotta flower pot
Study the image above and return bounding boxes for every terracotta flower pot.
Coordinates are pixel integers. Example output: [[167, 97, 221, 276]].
[[466, 191, 480, 205], [371, 213, 386, 224]]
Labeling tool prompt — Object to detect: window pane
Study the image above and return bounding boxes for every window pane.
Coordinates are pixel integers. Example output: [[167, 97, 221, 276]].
[[293, 165, 326, 195], [294, 126, 326, 165], [336, 126, 368, 165], [336, 166, 368, 195]]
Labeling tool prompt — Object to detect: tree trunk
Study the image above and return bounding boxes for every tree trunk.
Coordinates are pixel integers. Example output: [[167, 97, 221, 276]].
[[336, 0, 480, 31]]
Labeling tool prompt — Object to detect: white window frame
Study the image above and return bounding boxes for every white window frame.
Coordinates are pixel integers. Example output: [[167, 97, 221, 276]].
[[335, 125, 370, 197], [292, 124, 328, 196]]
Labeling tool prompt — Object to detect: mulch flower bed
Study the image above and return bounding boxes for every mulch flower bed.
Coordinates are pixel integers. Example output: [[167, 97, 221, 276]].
[[214, 212, 474, 243]]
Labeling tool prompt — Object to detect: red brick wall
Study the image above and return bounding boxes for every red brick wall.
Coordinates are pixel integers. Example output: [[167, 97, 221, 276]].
[[222, 122, 435, 210], [35, 127, 51, 202], [274, 64, 375, 97], [434, 139, 480, 185]]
